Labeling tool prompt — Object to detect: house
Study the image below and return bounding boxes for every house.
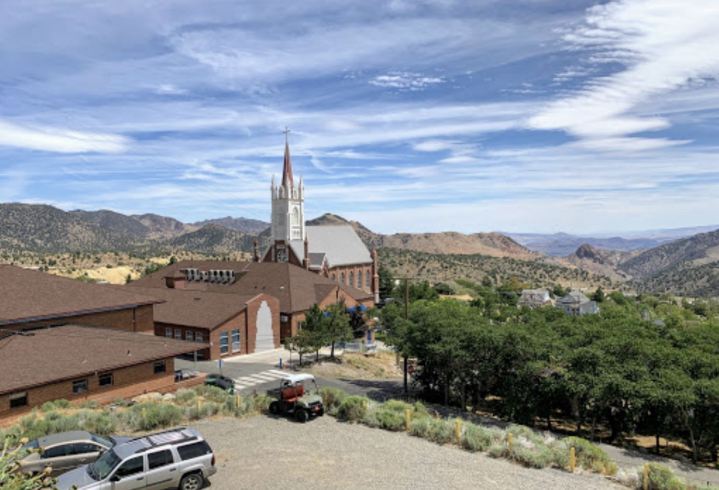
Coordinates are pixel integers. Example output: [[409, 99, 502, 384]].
[[0, 325, 204, 417], [556, 290, 600, 316], [128, 260, 374, 343], [518, 288, 553, 308], [261, 137, 380, 303], [128, 286, 280, 360], [0, 264, 160, 333]]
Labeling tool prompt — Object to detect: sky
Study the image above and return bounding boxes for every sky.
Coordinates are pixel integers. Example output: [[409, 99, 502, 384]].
[[1, 0, 719, 234]]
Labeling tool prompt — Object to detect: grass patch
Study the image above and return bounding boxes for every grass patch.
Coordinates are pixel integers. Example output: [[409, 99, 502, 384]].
[[563, 436, 618, 475], [336, 396, 370, 422]]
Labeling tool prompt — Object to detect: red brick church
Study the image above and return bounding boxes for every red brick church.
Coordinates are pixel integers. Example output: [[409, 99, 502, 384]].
[[261, 136, 380, 303]]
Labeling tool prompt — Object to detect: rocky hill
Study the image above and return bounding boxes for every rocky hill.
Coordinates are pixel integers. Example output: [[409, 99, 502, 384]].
[[509, 232, 661, 256], [132, 213, 192, 238], [165, 224, 256, 255], [564, 244, 635, 282], [381, 248, 614, 289], [192, 216, 269, 234]]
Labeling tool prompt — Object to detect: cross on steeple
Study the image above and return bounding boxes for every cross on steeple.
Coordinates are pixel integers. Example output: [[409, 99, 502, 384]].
[[283, 126, 291, 144]]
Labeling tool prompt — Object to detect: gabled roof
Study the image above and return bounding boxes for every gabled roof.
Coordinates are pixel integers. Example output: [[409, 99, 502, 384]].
[[129, 260, 363, 313], [0, 265, 161, 326], [557, 290, 591, 305], [0, 325, 204, 395], [305, 225, 372, 267], [127, 286, 260, 330]]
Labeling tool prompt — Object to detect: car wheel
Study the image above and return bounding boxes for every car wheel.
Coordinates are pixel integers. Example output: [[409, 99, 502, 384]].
[[318, 407, 325, 417], [294, 408, 309, 423], [179, 472, 204, 490], [269, 401, 280, 415]]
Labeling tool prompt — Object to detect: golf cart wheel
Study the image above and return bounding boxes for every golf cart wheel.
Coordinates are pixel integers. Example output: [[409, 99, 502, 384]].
[[179, 472, 204, 490], [294, 408, 309, 423], [269, 401, 280, 415]]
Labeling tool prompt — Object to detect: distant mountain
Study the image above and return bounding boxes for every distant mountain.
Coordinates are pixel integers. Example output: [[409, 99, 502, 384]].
[[132, 213, 192, 238], [0, 203, 138, 252], [308, 213, 535, 259], [616, 229, 719, 296], [509, 232, 662, 256], [564, 244, 635, 282], [166, 224, 256, 255], [191, 216, 269, 234]]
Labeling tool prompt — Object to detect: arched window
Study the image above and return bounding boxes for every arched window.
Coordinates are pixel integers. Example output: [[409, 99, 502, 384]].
[[332, 273, 337, 281], [366, 270, 371, 290], [349, 272, 354, 288], [290, 207, 300, 226], [357, 271, 362, 289], [340, 272, 345, 285]]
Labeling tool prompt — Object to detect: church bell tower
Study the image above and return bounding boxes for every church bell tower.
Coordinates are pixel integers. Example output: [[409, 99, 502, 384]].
[[270, 129, 304, 262]]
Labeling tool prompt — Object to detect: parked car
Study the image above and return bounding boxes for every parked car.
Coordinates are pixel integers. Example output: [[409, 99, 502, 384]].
[[204, 373, 235, 393], [19, 431, 130, 476], [174, 368, 199, 382], [56, 427, 217, 490], [268, 373, 324, 422]]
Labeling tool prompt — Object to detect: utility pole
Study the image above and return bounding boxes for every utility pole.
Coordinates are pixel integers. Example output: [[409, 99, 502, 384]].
[[404, 278, 409, 394]]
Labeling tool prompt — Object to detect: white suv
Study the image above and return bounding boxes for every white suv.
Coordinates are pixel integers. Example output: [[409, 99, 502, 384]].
[[55, 427, 217, 490]]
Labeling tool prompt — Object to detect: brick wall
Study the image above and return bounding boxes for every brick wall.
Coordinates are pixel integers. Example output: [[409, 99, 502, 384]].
[[0, 357, 175, 417], [328, 264, 374, 293]]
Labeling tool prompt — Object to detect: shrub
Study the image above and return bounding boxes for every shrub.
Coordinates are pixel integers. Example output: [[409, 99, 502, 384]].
[[0, 440, 56, 489], [175, 389, 197, 405], [508, 444, 554, 469], [124, 403, 183, 431], [252, 394, 271, 413], [320, 387, 347, 413], [409, 417, 453, 444], [506, 424, 545, 446], [79, 400, 99, 410], [563, 436, 617, 475], [462, 423, 498, 452], [193, 385, 231, 404], [184, 402, 221, 421], [336, 396, 369, 422], [641, 463, 687, 490], [374, 406, 406, 431]]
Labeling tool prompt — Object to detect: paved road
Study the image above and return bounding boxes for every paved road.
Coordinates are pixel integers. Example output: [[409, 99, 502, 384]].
[[196, 415, 621, 490]]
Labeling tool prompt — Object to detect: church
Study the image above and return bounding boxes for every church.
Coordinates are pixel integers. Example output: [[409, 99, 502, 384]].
[[261, 137, 380, 304]]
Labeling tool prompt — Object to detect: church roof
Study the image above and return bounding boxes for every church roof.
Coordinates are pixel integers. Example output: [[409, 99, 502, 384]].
[[305, 225, 372, 267]]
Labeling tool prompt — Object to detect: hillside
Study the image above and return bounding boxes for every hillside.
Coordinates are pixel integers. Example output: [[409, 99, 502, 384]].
[[564, 244, 635, 282], [192, 216, 269, 234], [380, 248, 615, 289], [509, 232, 661, 256], [132, 213, 192, 238], [165, 224, 256, 255]]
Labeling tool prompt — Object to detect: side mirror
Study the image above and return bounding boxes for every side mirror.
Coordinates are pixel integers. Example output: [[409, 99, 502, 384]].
[[110, 474, 121, 482]]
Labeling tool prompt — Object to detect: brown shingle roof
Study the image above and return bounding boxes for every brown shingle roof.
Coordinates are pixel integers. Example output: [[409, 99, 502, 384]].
[[128, 286, 258, 330], [0, 265, 162, 326], [129, 260, 368, 313], [0, 325, 205, 395]]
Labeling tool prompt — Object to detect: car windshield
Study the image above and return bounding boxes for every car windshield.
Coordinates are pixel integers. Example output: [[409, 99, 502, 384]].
[[91, 434, 113, 448], [87, 449, 121, 480]]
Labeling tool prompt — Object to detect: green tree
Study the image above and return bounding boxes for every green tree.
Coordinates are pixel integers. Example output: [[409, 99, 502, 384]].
[[323, 302, 353, 359]]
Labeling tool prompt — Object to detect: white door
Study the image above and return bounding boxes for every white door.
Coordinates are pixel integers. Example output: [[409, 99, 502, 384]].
[[254, 300, 275, 352]]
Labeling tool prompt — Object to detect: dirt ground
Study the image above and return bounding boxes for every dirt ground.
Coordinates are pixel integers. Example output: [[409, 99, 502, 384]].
[[309, 351, 404, 380], [195, 415, 621, 490]]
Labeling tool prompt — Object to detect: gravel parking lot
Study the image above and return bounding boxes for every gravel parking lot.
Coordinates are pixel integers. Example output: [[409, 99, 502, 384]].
[[195, 415, 621, 490]]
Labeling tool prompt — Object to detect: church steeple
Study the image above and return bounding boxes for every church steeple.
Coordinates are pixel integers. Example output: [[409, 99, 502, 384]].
[[282, 129, 294, 189]]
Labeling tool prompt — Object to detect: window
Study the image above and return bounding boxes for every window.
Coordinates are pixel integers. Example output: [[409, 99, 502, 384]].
[[148, 449, 174, 470], [9, 392, 27, 408], [164, 327, 172, 338], [349, 272, 354, 288], [185, 330, 195, 342], [332, 273, 336, 281], [174, 328, 182, 339], [98, 373, 113, 387], [366, 270, 371, 290], [70, 443, 101, 455], [195, 332, 204, 343], [153, 360, 166, 374], [114, 456, 144, 479], [219, 332, 229, 354], [357, 272, 362, 289], [231, 329, 240, 353], [43, 445, 70, 459], [340, 273, 345, 285], [177, 441, 212, 461], [72, 379, 88, 394]]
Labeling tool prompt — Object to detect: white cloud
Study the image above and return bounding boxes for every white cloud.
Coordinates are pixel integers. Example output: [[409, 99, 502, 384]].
[[155, 84, 188, 95], [0, 120, 129, 153], [528, 0, 719, 151], [369, 72, 445, 91]]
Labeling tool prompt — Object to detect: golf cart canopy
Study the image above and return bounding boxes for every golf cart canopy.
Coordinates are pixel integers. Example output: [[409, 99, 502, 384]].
[[282, 373, 316, 385]]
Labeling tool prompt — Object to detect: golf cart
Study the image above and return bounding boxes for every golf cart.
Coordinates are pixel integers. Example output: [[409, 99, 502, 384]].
[[268, 373, 324, 423]]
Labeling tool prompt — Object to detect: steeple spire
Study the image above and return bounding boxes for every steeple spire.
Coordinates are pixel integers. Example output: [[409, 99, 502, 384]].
[[282, 127, 293, 188]]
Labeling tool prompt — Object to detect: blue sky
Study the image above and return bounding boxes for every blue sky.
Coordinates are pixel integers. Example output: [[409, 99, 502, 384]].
[[1, 0, 719, 234]]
